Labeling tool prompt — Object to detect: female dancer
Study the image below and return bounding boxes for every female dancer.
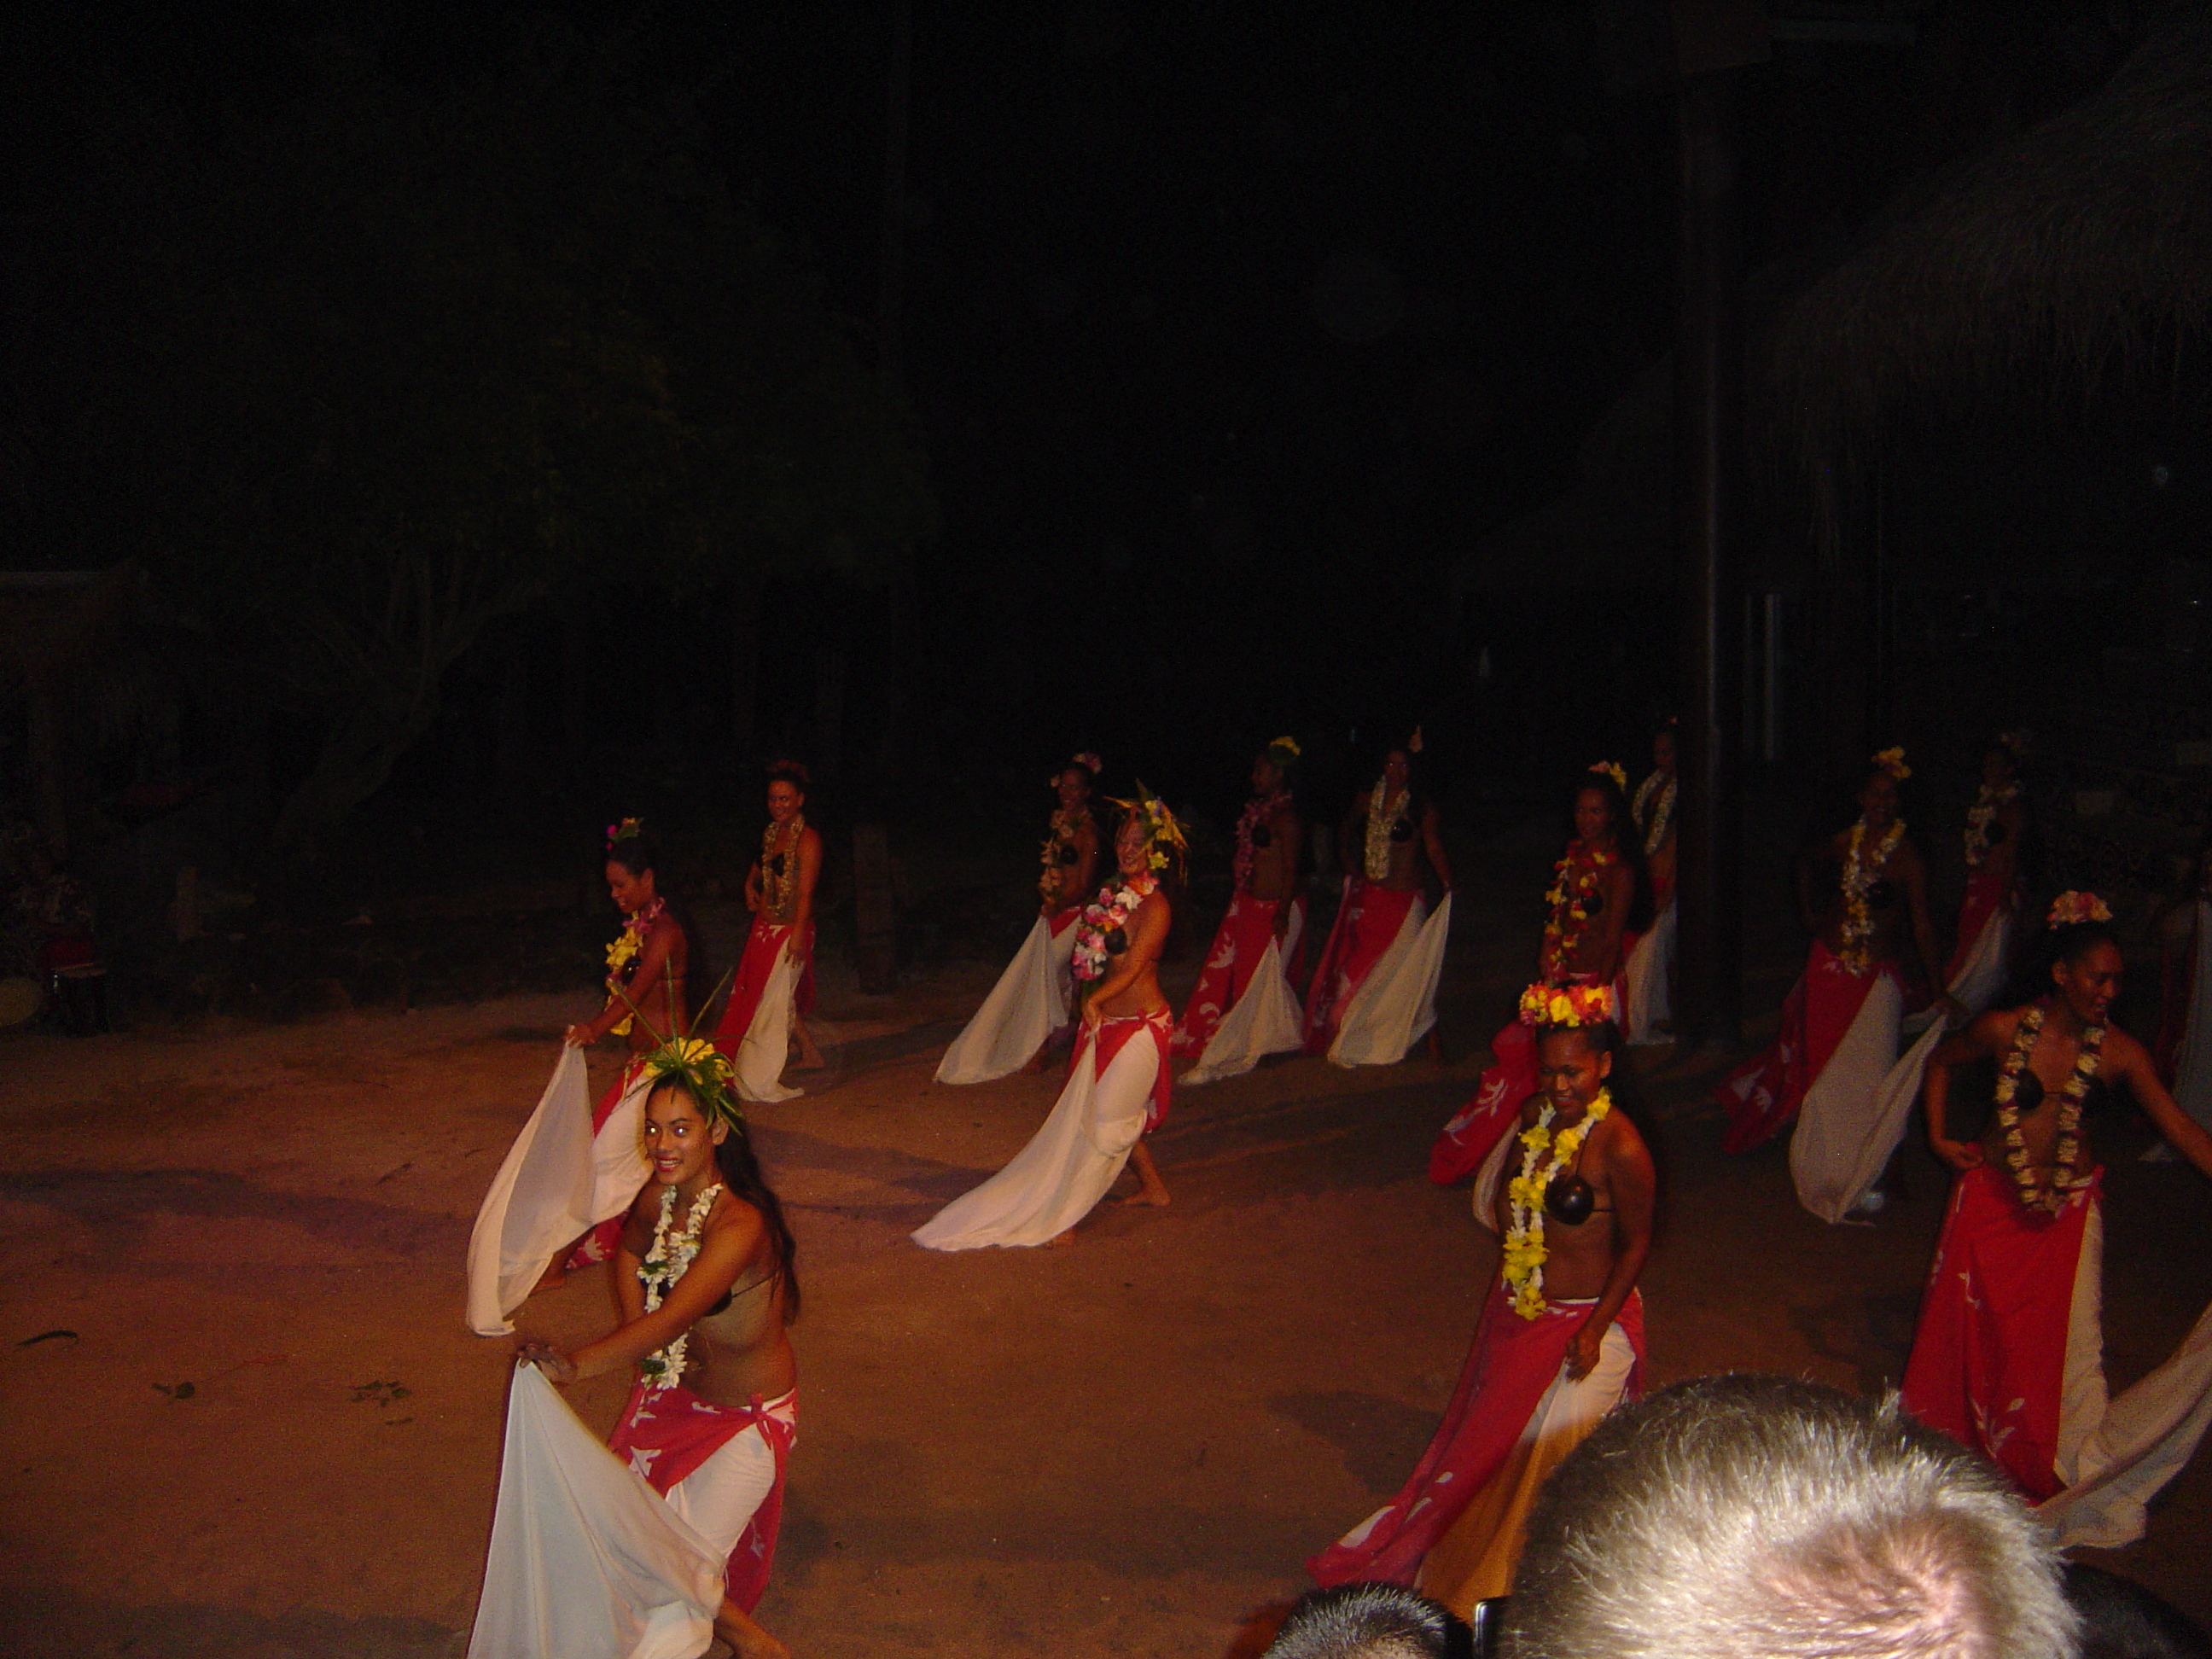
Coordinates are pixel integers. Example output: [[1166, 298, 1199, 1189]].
[[1714, 749, 1949, 1157], [1175, 737, 1306, 1067], [1904, 895, 2212, 1542], [1429, 765, 1646, 1184], [1314, 984, 1652, 1613], [714, 761, 823, 1101], [1621, 721, 1677, 1045], [915, 793, 1182, 1249], [562, 818, 692, 1267], [1304, 742, 1453, 1063], [515, 1039, 800, 1659], [1947, 732, 2030, 1012], [935, 754, 1100, 1084]]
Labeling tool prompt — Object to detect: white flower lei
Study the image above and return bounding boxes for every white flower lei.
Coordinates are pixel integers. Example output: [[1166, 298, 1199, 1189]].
[[1072, 874, 1157, 983], [1502, 1090, 1612, 1320], [1838, 818, 1905, 975], [1363, 786, 1410, 882], [1962, 782, 2019, 870], [1633, 771, 1676, 859], [636, 1180, 723, 1392]]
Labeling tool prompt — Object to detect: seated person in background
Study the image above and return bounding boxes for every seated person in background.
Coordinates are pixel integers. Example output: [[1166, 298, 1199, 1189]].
[[1499, 1372, 2078, 1659]]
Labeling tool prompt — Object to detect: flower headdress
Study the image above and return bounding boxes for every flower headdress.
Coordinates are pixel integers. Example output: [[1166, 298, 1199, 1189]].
[[1996, 730, 2031, 759], [2047, 891, 2113, 928], [638, 1034, 746, 1132], [1871, 746, 1911, 780], [1588, 760, 1627, 793], [1265, 736, 1301, 770], [1518, 981, 1619, 1030], [766, 758, 811, 789], [606, 816, 643, 851], [1109, 783, 1188, 872], [1052, 753, 1103, 789]]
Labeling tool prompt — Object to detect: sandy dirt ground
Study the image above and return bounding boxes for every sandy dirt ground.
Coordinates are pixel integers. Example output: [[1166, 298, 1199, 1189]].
[[3, 867, 2209, 1657]]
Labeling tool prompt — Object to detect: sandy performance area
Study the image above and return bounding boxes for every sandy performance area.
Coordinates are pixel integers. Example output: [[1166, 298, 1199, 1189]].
[[3, 958, 2208, 1656]]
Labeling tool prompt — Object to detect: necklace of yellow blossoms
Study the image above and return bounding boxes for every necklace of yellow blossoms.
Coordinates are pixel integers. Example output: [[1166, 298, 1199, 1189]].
[[1993, 1003, 2104, 1217], [602, 897, 665, 1038], [1364, 785, 1410, 882], [1502, 1088, 1613, 1320], [636, 1179, 725, 1391], [1838, 818, 1905, 975], [1039, 806, 1088, 902], [1961, 782, 2019, 870], [760, 813, 806, 917]]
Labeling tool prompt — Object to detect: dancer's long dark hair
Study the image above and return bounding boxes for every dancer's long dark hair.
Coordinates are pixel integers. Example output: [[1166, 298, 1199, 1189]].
[[607, 827, 708, 1027], [1569, 771, 1654, 935], [712, 1114, 802, 1322], [1997, 917, 2123, 1015]]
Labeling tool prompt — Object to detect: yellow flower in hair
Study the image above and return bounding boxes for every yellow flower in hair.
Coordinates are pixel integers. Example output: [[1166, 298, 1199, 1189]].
[[1549, 992, 1574, 1025], [1871, 746, 1911, 780]]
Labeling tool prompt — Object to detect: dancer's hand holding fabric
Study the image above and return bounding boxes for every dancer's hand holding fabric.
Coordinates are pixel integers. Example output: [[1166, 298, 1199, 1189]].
[[515, 1337, 579, 1383]]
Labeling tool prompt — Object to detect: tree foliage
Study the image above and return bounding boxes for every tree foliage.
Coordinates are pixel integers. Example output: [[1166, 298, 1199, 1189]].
[[13, 25, 933, 848]]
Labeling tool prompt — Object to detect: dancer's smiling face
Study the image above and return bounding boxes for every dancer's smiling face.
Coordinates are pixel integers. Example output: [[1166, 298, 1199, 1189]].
[[1115, 815, 1150, 878], [2052, 940, 2122, 1027], [1057, 767, 1091, 810], [607, 859, 656, 917], [1859, 771, 1900, 831], [766, 781, 804, 824], [1575, 786, 1615, 849], [643, 1082, 726, 1190], [1535, 1027, 1612, 1117]]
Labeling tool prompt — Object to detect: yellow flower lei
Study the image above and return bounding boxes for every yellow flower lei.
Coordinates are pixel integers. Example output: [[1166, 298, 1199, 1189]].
[[1837, 818, 1904, 975], [1363, 784, 1411, 882], [602, 896, 664, 1038], [1503, 1088, 1612, 1320]]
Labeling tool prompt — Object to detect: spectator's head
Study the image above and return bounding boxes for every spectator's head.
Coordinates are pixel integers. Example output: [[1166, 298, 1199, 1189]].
[[2064, 1563, 2210, 1659], [1265, 1583, 1471, 1659], [1501, 1374, 2078, 1659]]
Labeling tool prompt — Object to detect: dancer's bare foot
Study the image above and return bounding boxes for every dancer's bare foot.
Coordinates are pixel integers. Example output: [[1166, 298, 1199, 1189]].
[[1048, 1227, 1077, 1248], [1112, 1188, 1169, 1208], [789, 1018, 826, 1072], [532, 1260, 568, 1294], [1119, 1141, 1172, 1208]]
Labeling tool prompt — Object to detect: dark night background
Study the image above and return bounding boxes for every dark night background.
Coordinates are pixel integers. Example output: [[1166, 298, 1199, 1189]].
[[4, 1, 2209, 1015]]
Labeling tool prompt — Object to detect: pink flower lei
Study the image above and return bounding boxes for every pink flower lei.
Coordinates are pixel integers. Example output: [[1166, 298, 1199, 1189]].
[[1232, 789, 1291, 894], [1072, 873, 1159, 983]]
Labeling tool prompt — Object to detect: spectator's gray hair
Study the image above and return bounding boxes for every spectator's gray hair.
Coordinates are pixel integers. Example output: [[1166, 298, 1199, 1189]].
[[1265, 1582, 1464, 1659], [1502, 1374, 2080, 1659]]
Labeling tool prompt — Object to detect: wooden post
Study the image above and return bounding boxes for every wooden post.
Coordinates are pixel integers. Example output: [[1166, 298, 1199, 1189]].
[[1674, 66, 1745, 1047]]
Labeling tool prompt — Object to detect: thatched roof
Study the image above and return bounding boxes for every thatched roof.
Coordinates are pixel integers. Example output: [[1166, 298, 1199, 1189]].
[[1769, 10, 2212, 464]]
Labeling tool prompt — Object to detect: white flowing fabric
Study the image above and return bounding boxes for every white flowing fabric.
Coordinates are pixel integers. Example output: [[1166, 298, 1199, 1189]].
[[2039, 1294, 2212, 1549], [1184, 936, 1303, 1086], [934, 915, 1075, 1085], [2172, 900, 2212, 1133], [912, 1024, 1160, 1250], [1792, 907, 2024, 1225], [1787, 973, 1906, 1224], [467, 1365, 725, 1659], [1330, 894, 1452, 1069], [1622, 898, 1675, 1046], [731, 949, 802, 1103], [1947, 905, 2013, 1021], [467, 1049, 650, 1336]]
